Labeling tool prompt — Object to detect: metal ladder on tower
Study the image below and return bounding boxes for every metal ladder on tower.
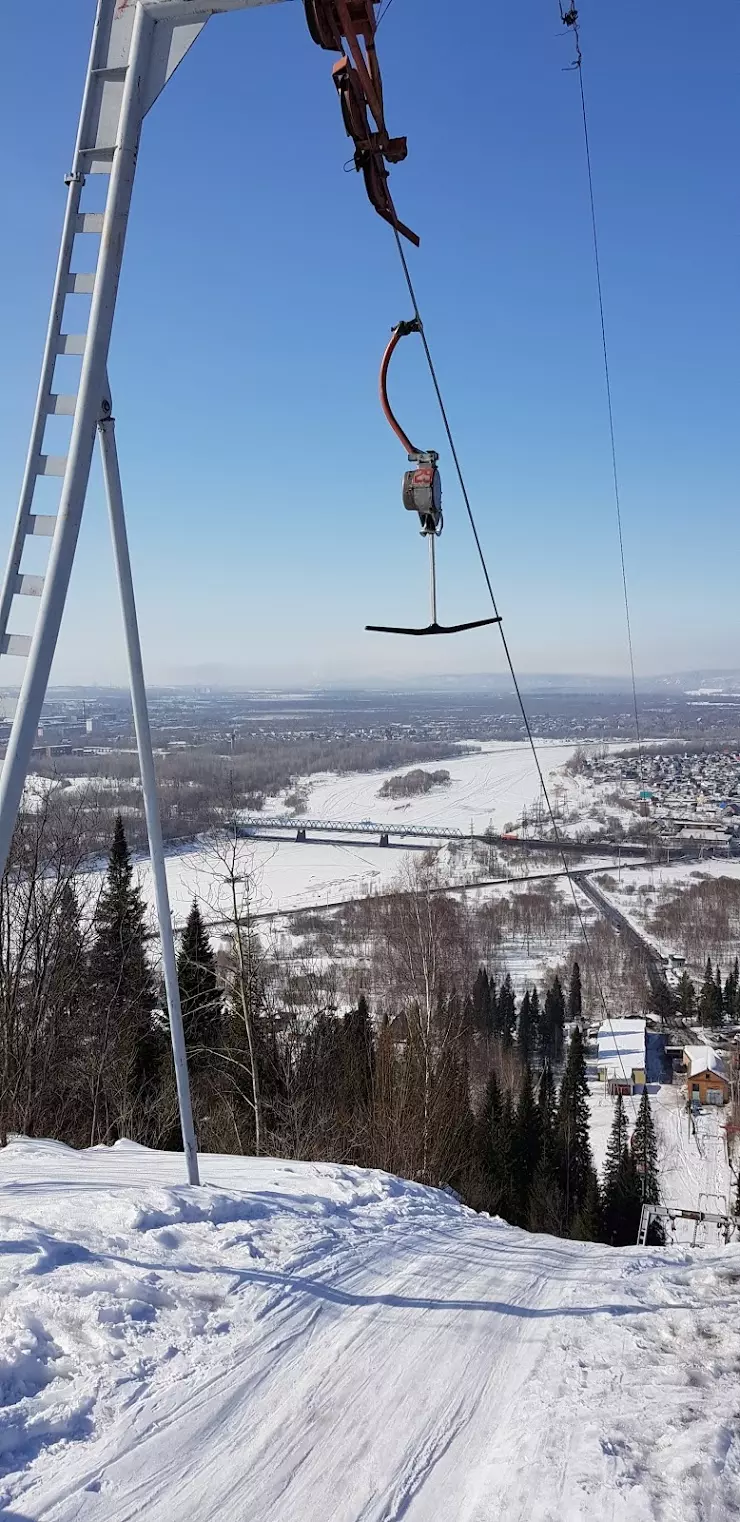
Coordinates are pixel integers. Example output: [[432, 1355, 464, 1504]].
[[0, 0, 288, 1182]]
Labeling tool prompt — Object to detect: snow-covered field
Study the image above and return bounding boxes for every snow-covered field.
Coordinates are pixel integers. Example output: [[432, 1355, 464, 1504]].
[[121, 740, 582, 924], [289, 740, 576, 834], [2, 1140, 740, 1521], [135, 834, 403, 924]]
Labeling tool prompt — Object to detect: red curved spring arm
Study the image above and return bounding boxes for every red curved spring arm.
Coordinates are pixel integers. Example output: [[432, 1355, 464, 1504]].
[[379, 320, 422, 458]]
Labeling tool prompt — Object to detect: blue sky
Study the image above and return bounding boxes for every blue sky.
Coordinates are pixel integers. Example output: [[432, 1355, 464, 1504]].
[[0, 0, 738, 686]]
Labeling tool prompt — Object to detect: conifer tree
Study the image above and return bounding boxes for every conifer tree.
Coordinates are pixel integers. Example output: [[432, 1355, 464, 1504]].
[[537, 1061, 557, 1143], [177, 899, 223, 1069], [602, 1093, 642, 1245], [631, 1086, 663, 1244], [342, 995, 375, 1112], [474, 1068, 501, 1212], [39, 881, 88, 1143], [528, 1064, 563, 1235], [497, 1087, 515, 1220], [471, 967, 492, 1036], [567, 961, 583, 1025], [699, 957, 723, 1029], [88, 814, 158, 1140], [677, 971, 697, 1021], [475, 1070, 513, 1219], [498, 973, 517, 1046], [723, 969, 737, 1022], [602, 1091, 627, 1243], [490, 980, 502, 1041], [511, 1066, 541, 1226], [517, 990, 534, 1068], [529, 986, 541, 1057], [541, 976, 566, 1065], [555, 1027, 595, 1232], [648, 973, 677, 1025]]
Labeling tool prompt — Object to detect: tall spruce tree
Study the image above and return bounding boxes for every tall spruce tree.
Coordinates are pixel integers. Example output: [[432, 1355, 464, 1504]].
[[528, 1064, 563, 1234], [88, 815, 158, 1140], [537, 1062, 557, 1143], [471, 968, 492, 1037], [36, 881, 87, 1144], [498, 974, 517, 1046], [177, 899, 223, 1069], [474, 1068, 501, 1212], [632, 1086, 663, 1244], [475, 1070, 514, 1220], [567, 961, 583, 1025], [677, 972, 697, 1021], [555, 1027, 596, 1234], [517, 990, 534, 1068], [723, 966, 738, 1022], [529, 986, 541, 1058], [541, 976, 566, 1065], [602, 1093, 642, 1246], [699, 958, 723, 1029], [511, 1066, 541, 1226], [342, 995, 375, 1113], [648, 973, 677, 1026]]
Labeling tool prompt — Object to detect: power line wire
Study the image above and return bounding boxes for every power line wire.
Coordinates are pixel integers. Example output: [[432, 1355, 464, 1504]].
[[564, 9, 648, 817], [376, 0, 398, 29]]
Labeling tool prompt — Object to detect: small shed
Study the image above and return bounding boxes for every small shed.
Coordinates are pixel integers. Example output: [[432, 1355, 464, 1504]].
[[597, 1018, 646, 1094], [682, 1046, 730, 1106]]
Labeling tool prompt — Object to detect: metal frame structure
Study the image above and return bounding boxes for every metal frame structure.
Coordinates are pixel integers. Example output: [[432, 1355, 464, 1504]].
[[637, 1202, 738, 1247], [0, 0, 290, 1183]]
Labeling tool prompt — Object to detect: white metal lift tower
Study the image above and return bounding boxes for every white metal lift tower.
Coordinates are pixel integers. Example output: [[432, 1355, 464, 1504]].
[[0, 0, 289, 1184]]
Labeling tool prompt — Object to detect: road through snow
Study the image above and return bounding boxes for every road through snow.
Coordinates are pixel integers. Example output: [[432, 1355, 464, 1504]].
[[2, 1141, 740, 1521]]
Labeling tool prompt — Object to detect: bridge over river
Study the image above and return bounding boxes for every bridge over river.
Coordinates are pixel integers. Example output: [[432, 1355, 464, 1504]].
[[238, 816, 653, 857]]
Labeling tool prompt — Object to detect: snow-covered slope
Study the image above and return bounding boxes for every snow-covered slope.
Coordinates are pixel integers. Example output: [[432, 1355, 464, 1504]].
[[2, 1140, 739, 1520]]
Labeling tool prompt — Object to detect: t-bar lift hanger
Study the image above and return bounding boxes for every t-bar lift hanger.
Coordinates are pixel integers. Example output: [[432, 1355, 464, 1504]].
[[367, 320, 501, 636]]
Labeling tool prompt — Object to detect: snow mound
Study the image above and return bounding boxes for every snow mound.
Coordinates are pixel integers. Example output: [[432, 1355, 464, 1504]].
[[1, 1138, 739, 1520]]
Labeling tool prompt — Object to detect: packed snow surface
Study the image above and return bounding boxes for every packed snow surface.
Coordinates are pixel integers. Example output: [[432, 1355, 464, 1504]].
[[2, 1140, 740, 1520]]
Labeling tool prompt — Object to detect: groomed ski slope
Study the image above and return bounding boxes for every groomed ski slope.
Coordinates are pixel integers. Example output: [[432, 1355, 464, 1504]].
[[2, 1141, 740, 1521]]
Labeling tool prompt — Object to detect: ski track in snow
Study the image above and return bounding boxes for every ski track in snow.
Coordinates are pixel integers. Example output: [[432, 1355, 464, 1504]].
[[1, 1141, 740, 1520]]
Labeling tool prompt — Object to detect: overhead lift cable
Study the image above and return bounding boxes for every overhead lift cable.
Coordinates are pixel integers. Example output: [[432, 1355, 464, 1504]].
[[303, 0, 642, 1103], [388, 227, 639, 1105], [560, 5, 648, 816]]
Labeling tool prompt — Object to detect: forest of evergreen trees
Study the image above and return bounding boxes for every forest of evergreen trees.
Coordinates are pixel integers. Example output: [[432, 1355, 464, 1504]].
[[674, 960, 740, 1028], [0, 805, 671, 1248]]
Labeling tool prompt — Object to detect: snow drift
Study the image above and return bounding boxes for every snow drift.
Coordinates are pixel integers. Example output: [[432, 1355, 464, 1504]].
[[1, 1138, 739, 1520]]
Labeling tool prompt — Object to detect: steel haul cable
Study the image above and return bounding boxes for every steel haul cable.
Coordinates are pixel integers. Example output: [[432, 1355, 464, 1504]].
[[390, 226, 640, 1107]]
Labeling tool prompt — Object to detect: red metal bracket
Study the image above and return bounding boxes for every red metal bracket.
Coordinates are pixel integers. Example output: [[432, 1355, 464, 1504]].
[[304, 0, 419, 245]]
